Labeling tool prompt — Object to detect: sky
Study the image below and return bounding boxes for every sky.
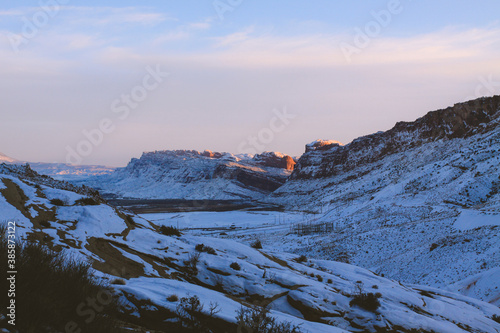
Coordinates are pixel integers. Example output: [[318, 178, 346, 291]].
[[1, 0, 500, 166]]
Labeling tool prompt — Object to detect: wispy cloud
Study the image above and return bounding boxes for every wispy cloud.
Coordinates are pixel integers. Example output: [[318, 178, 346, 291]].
[[197, 25, 500, 69], [3, 16, 499, 73], [213, 26, 255, 47], [0, 6, 172, 26], [154, 31, 192, 43], [186, 20, 213, 31], [0, 10, 24, 16], [153, 18, 214, 45], [59, 6, 173, 26]]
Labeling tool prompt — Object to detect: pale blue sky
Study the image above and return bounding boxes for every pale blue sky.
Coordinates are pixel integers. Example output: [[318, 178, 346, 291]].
[[1, 1, 500, 166]]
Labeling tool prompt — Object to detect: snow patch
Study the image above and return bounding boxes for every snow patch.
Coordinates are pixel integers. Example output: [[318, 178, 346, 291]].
[[453, 210, 500, 231]]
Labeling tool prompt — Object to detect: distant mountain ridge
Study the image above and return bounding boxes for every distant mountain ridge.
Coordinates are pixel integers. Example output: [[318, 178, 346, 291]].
[[0, 163, 103, 201], [28, 162, 115, 181], [85, 150, 296, 200], [0, 152, 115, 181], [0, 152, 17, 163]]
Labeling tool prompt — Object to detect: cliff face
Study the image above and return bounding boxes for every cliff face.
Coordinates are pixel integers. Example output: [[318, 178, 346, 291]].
[[253, 151, 296, 171], [265, 96, 500, 306], [292, 96, 500, 180], [271, 95, 500, 213], [86, 150, 295, 200]]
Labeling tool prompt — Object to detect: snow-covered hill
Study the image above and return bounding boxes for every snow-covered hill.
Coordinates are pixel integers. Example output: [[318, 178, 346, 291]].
[[2, 164, 499, 332], [260, 95, 500, 305], [28, 162, 115, 181], [0, 151, 115, 181], [85, 150, 295, 200]]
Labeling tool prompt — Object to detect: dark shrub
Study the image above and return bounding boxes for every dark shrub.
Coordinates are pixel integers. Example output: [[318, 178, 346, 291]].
[[419, 290, 434, 298], [327, 278, 333, 284], [316, 275, 323, 282], [230, 262, 241, 271], [39, 220, 51, 228], [167, 294, 179, 302], [195, 244, 217, 255], [491, 315, 500, 324], [236, 305, 301, 333], [251, 240, 263, 249], [159, 225, 181, 237], [349, 292, 381, 312], [430, 243, 439, 251], [49, 198, 65, 206], [184, 252, 201, 276], [205, 246, 217, 255], [75, 197, 99, 206], [110, 278, 126, 285], [296, 255, 307, 263], [176, 295, 220, 332], [334, 251, 350, 263], [0, 227, 121, 332]]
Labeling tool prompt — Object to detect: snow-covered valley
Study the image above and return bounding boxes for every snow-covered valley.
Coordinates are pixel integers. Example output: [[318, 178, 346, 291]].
[[1, 163, 500, 332], [1, 95, 500, 332]]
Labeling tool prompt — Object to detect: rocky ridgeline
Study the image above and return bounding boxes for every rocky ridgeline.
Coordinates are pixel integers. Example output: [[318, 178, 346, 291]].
[[87, 150, 296, 199], [0, 163, 104, 201], [136, 150, 296, 192], [138, 150, 296, 171], [292, 95, 500, 179]]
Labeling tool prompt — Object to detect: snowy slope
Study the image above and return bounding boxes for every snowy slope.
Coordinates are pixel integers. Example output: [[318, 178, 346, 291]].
[[84, 150, 294, 200], [28, 162, 115, 181], [261, 95, 500, 306], [1, 165, 499, 332], [447, 267, 500, 306], [0, 151, 115, 181]]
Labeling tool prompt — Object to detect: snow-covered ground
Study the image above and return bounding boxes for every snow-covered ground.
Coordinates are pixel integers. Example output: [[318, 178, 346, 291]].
[[207, 205, 500, 306], [141, 205, 500, 305], [141, 206, 500, 309], [256, 120, 500, 306], [140, 210, 304, 233], [2, 165, 500, 332]]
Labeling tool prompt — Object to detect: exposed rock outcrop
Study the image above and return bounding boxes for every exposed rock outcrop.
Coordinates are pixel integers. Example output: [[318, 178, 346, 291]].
[[85, 150, 295, 200], [253, 151, 296, 171], [292, 96, 500, 180], [305, 140, 343, 153]]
